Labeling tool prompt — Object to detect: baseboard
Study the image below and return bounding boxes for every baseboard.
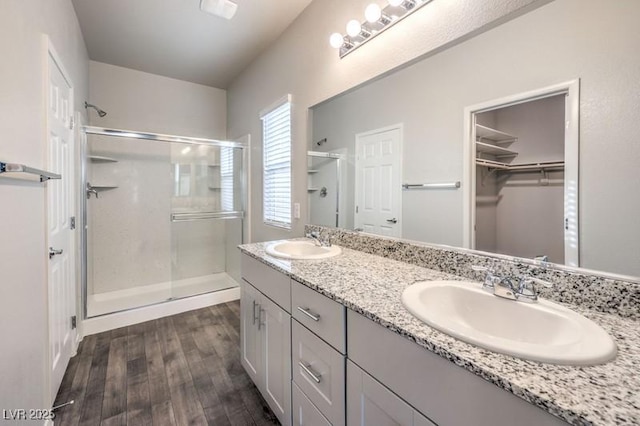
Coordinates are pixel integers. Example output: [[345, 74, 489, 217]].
[[81, 287, 240, 335]]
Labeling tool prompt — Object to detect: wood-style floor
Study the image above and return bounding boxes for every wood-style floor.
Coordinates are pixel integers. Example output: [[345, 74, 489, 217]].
[[53, 301, 279, 426]]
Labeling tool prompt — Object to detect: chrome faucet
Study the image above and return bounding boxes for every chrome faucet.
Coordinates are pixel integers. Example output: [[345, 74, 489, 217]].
[[86, 182, 99, 199], [471, 265, 553, 303], [306, 231, 331, 247]]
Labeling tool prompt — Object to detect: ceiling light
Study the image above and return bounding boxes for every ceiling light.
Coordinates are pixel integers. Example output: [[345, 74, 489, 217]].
[[365, 4, 382, 23], [388, 0, 404, 6], [200, 0, 238, 20], [346, 20, 362, 38], [330, 33, 345, 49]]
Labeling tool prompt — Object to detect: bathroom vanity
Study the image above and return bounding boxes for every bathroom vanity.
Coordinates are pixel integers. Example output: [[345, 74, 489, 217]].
[[239, 229, 640, 426]]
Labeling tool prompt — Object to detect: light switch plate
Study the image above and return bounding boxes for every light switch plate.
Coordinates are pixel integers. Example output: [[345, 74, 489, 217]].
[[294, 202, 301, 219]]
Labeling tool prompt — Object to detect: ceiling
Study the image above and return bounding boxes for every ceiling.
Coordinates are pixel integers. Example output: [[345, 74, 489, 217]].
[[72, 0, 313, 89]]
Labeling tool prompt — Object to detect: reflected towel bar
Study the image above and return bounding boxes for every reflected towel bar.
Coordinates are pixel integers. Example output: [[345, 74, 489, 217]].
[[0, 162, 61, 182], [402, 181, 461, 190], [171, 211, 245, 222]]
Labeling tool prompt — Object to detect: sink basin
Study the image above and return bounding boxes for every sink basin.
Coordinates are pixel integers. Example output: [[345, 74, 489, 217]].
[[265, 240, 342, 260], [401, 280, 617, 365]]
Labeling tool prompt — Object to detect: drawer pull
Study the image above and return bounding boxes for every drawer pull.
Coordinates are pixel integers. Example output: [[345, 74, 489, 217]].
[[297, 306, 321, 322], [299, 362, 322, 383]]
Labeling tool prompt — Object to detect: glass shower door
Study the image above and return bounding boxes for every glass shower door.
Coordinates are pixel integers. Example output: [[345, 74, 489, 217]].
[[169, 144, 245, 300]]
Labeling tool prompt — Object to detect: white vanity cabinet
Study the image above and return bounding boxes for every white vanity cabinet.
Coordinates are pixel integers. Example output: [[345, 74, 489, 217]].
[[240, 254, 292, 426], [347, 310, 568, 426], [291, 279, 347, 426], [347, 360, 435, 426]]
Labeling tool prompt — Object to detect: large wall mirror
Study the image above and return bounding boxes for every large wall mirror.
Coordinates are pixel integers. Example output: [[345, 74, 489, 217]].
[[308, 0, 640, 278]]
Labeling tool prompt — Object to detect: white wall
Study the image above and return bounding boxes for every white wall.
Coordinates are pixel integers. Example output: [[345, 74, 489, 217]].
[[0, 0, 89, 414], [230, 0, 640, 277], [227, 0, 549, 243], [86, 62, 232, 297]]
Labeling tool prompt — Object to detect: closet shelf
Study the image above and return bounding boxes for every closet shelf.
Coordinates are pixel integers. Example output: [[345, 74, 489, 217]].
[[88, 155, 118, 163], [476, 141, 518, 158], [476, 158, 565, 172], [476, 124, 517, 144]]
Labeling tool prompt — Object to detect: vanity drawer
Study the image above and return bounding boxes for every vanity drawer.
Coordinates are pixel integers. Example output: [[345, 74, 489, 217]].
[[292, 382, 332, 426], [241, 253, 291, 313], [292, 279, 346, 353], [292, 320, 345, 426]]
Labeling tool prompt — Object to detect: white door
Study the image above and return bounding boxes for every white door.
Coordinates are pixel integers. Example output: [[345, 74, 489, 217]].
[[47, 45, 76, 402], [355, 126, 402, 237]]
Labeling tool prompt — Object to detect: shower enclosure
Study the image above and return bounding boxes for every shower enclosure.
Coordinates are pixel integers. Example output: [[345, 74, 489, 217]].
[[82, 127, 247, 318]]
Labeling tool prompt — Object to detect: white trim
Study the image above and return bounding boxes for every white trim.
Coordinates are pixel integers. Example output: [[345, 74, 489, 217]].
[[462, 80, 580, 265], [82, 287, 240, 336], [259, 93, 292, 119], [354, 123, 404, 238]]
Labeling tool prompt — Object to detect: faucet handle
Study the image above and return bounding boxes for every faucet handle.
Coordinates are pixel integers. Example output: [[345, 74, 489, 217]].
[[471, 265, 500, 292], [517, 276, 553, 303]]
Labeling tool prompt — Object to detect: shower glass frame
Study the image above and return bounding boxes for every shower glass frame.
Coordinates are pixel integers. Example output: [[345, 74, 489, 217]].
[[80, 126, 249, 319], [308, 150, 343, 227]]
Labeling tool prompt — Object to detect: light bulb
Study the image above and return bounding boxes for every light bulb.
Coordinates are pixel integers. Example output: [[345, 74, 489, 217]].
[[388, 0, 404, 6], [329, 32, 344, 49], [346, 19, 362, 37], [365, 3, 382, 23]]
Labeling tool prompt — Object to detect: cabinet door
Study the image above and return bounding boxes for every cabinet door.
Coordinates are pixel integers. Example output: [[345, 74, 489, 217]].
[[261, 295, 292, 426], [240, 281, 262, 386], [293, 382, 332, 426], [347, 360, 435, 426]]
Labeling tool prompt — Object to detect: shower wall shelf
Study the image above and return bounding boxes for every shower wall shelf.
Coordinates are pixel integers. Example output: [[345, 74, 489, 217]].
[[91, 185, 118, 190], [307, 188, 320, 192], [476, 124, 517, 144], [308, 169, 319, 174], [88, 155, 118, 163], [0, 162, 61, 182]]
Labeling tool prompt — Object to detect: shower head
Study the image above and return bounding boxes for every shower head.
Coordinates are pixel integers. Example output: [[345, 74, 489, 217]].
[[84, 101, 107, 117]]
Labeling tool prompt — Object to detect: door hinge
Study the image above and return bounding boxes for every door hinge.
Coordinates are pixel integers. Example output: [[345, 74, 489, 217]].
[[71, 316, 77, 329], [355, 205, 359, 213], [70, 216, 76, 230], [69, 116, 75, 130]]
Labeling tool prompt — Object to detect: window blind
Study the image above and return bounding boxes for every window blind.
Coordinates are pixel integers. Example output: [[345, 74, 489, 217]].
[[261, 99, 291, 228]]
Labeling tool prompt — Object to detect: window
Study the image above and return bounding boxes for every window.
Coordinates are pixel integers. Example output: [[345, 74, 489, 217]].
[[220, 147, 234, 211], [261, 96, 292, 228]]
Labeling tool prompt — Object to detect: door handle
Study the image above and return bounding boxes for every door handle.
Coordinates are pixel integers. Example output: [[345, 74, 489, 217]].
[[49, 247, 63, 259], [386, 218, 398, 224]]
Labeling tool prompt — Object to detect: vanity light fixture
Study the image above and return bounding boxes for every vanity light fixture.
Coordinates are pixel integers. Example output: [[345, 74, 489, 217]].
[[329, 0, 433, 58]]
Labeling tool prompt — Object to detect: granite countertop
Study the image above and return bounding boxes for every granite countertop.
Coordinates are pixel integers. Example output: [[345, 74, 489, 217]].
[[239, 241, 640, 426]]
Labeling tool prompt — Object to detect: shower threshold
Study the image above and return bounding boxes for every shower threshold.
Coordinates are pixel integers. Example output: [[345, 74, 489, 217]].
[[87, 272, 238, 318]]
